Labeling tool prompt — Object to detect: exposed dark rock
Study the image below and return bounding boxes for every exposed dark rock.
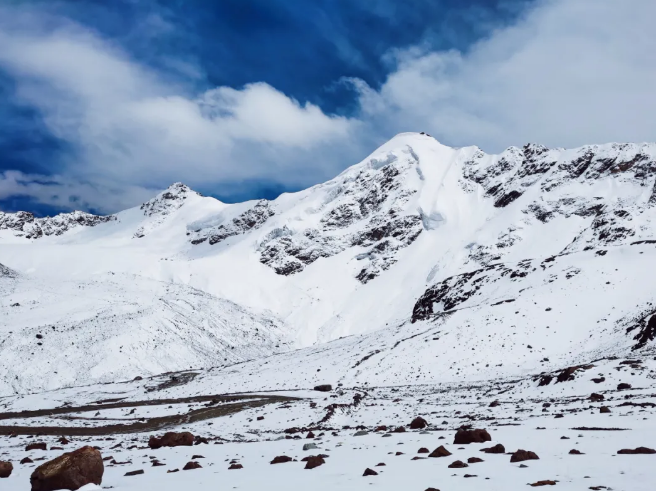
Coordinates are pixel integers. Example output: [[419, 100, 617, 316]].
[[428, 445, 452, 458], [183, 461, 202, 470], [314, 384, 332, 392], [617, 447, 656, 454], [448, 460, 468, 468], [270, 456, 293, 464], [124, 470, 144, 477], [363, 468, 378, 476], [304, 456, 325, 470], [510, 450, 539, 463], [454, 428, 491, 444], [481, 444, 505, 454], [148, 432, 194, 449], [30, 446, 103, 491], [0, 461, 12, 478], [26, 443, 47, 451], [409, 417, 428, 429]]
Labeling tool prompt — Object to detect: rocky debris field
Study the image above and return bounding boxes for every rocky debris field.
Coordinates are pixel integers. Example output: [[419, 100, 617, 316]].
[[2, 354, 656, 490]]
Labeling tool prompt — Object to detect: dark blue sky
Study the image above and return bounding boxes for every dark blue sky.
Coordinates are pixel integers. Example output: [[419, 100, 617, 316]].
[[0, 0, 539, 215]]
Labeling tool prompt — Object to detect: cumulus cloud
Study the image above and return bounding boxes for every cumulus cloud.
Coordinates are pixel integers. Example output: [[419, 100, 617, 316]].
[[0, 5, 357, 211], [1, 0, 656, 213], [353, 0, 656, 152]]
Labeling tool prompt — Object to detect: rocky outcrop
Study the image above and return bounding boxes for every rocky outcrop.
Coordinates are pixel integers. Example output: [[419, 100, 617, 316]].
[[0, 461, 12, 478], [0, 210, 114, 240], [453, 428, 491, 444]]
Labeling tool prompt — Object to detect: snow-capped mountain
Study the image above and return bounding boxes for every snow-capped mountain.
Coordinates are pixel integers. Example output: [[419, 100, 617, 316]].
[[2, 132, 656, 396]]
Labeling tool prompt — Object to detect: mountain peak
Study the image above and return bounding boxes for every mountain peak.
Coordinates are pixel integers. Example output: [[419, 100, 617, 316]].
[[140, 182, 200, 217]]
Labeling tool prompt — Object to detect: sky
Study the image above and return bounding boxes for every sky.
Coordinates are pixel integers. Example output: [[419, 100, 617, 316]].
[[0, 0, 655, 216]]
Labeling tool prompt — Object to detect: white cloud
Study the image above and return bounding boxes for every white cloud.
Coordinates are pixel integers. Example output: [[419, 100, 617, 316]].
[[0, 5, 358, 211], [353, 0, 656, 152], [1, 0, 656, 213]]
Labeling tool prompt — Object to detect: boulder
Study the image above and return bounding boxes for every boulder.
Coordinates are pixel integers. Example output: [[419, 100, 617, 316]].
[[124, 470, 144, 477], [183, 461, 202, 470], [0, 461, 12, 478], [510, 449, 540, 463], [21, 457, 34, 464], [617, 447, 656, 454], [589, 393, 605, 402], [409, 417, 428, 429], [303, 443, 318, 451], [228, 464, 243, 470], [417, 447, 430, 454], [569, 449, 583, 455], [30, 446, 103, 491], [530, 481, 557, 487], [467, 457, 484, 463], [448, 460, 468, 468], [270, 456, 293, 464], [26, 443, 47, 452], [481, 443, 505, 454], [617, 383, 632, 390], [304, 456, 325, 470], [148, 432, 194, 449], [600, 406, 611, 414], [428, 445, 452, 458], [363, 468, 378, 476], [454, 428, 491, 444], [314, 385, 332, 392]]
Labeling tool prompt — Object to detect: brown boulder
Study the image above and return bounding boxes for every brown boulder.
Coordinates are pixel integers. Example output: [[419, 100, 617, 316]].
[[417, 447, 430, 454], [148, 432, 194, 449], [409, 417, 428, 429], [30, 446, 103, 491], [304, 456, 325, 470], [467, 457, 484, 463], [428, 445, 452, 458], [363, 468, 378, 476], [228, 463, 243, 470], [0, 461, 12, 478], [124, 470, 144, 477], [489, 400, 500, 407], [617, 447, 656, 454], [22, 457, 34, 464], [454, 428, 491, 444], [448, 460, 468, 468], [26, 443, 47, 452], [600, 406, 611, 414], [617, 383, 631, 390], [313, 384, 332, 392], [510, 449, 539, 463], [569, 449, 584, 455], [481, 443, 505, 454], [270, 455, 293, 464], [530, 480, 557, 487], [183, 461, 202, 470], [589, 393, 604, 402], [392, 426, 406, 433]]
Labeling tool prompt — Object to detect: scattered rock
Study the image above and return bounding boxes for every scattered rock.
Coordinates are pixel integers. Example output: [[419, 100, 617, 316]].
[[617, 447, 656, 454], [569, 449, 584, 455], [530, 480, 557, 487], [22, 457, 34, 464], [270, 456, 293, 464], [617, 383, 632, 390], [454, 428, 491, 444], [148, 432, 194, 449], [0, 461, 12, 478], [363, 468, 378, 476], [600, 406, 611, 414], [304, 456, 325, 470], [589, 393, 605, 402], [228, 464, 243, 470], [417, 447, 430, 454], [481, 444, 505, 454], [124, 470, 144, 477], [30, 446, 103, 491], [183, 461, 202, 471], [303, 443, 318, 451], [167, 469, 179, 473], [409, 417, 428, 429], [467, 457, 484, 463], [26, 443, 47, 452], [510, 450, 540, 463], [392, 426, 406, 433], [353, 431, 368, 437], [592, 377, 605, 384], [314, 385, 332, 392], [489, 400, 500, 407], [429, 445, 452, 458], [448, 460, 468, 468]]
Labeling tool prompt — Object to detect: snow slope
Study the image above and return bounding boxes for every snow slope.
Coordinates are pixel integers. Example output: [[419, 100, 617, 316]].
[[1, 132, 656, 396]]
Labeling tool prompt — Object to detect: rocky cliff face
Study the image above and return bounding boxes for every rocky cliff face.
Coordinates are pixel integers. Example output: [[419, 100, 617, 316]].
[[0, 210, 115, 239]]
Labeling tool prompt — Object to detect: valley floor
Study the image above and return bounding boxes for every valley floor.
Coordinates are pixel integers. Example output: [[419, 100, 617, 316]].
[[1, 356, 655, 490]]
